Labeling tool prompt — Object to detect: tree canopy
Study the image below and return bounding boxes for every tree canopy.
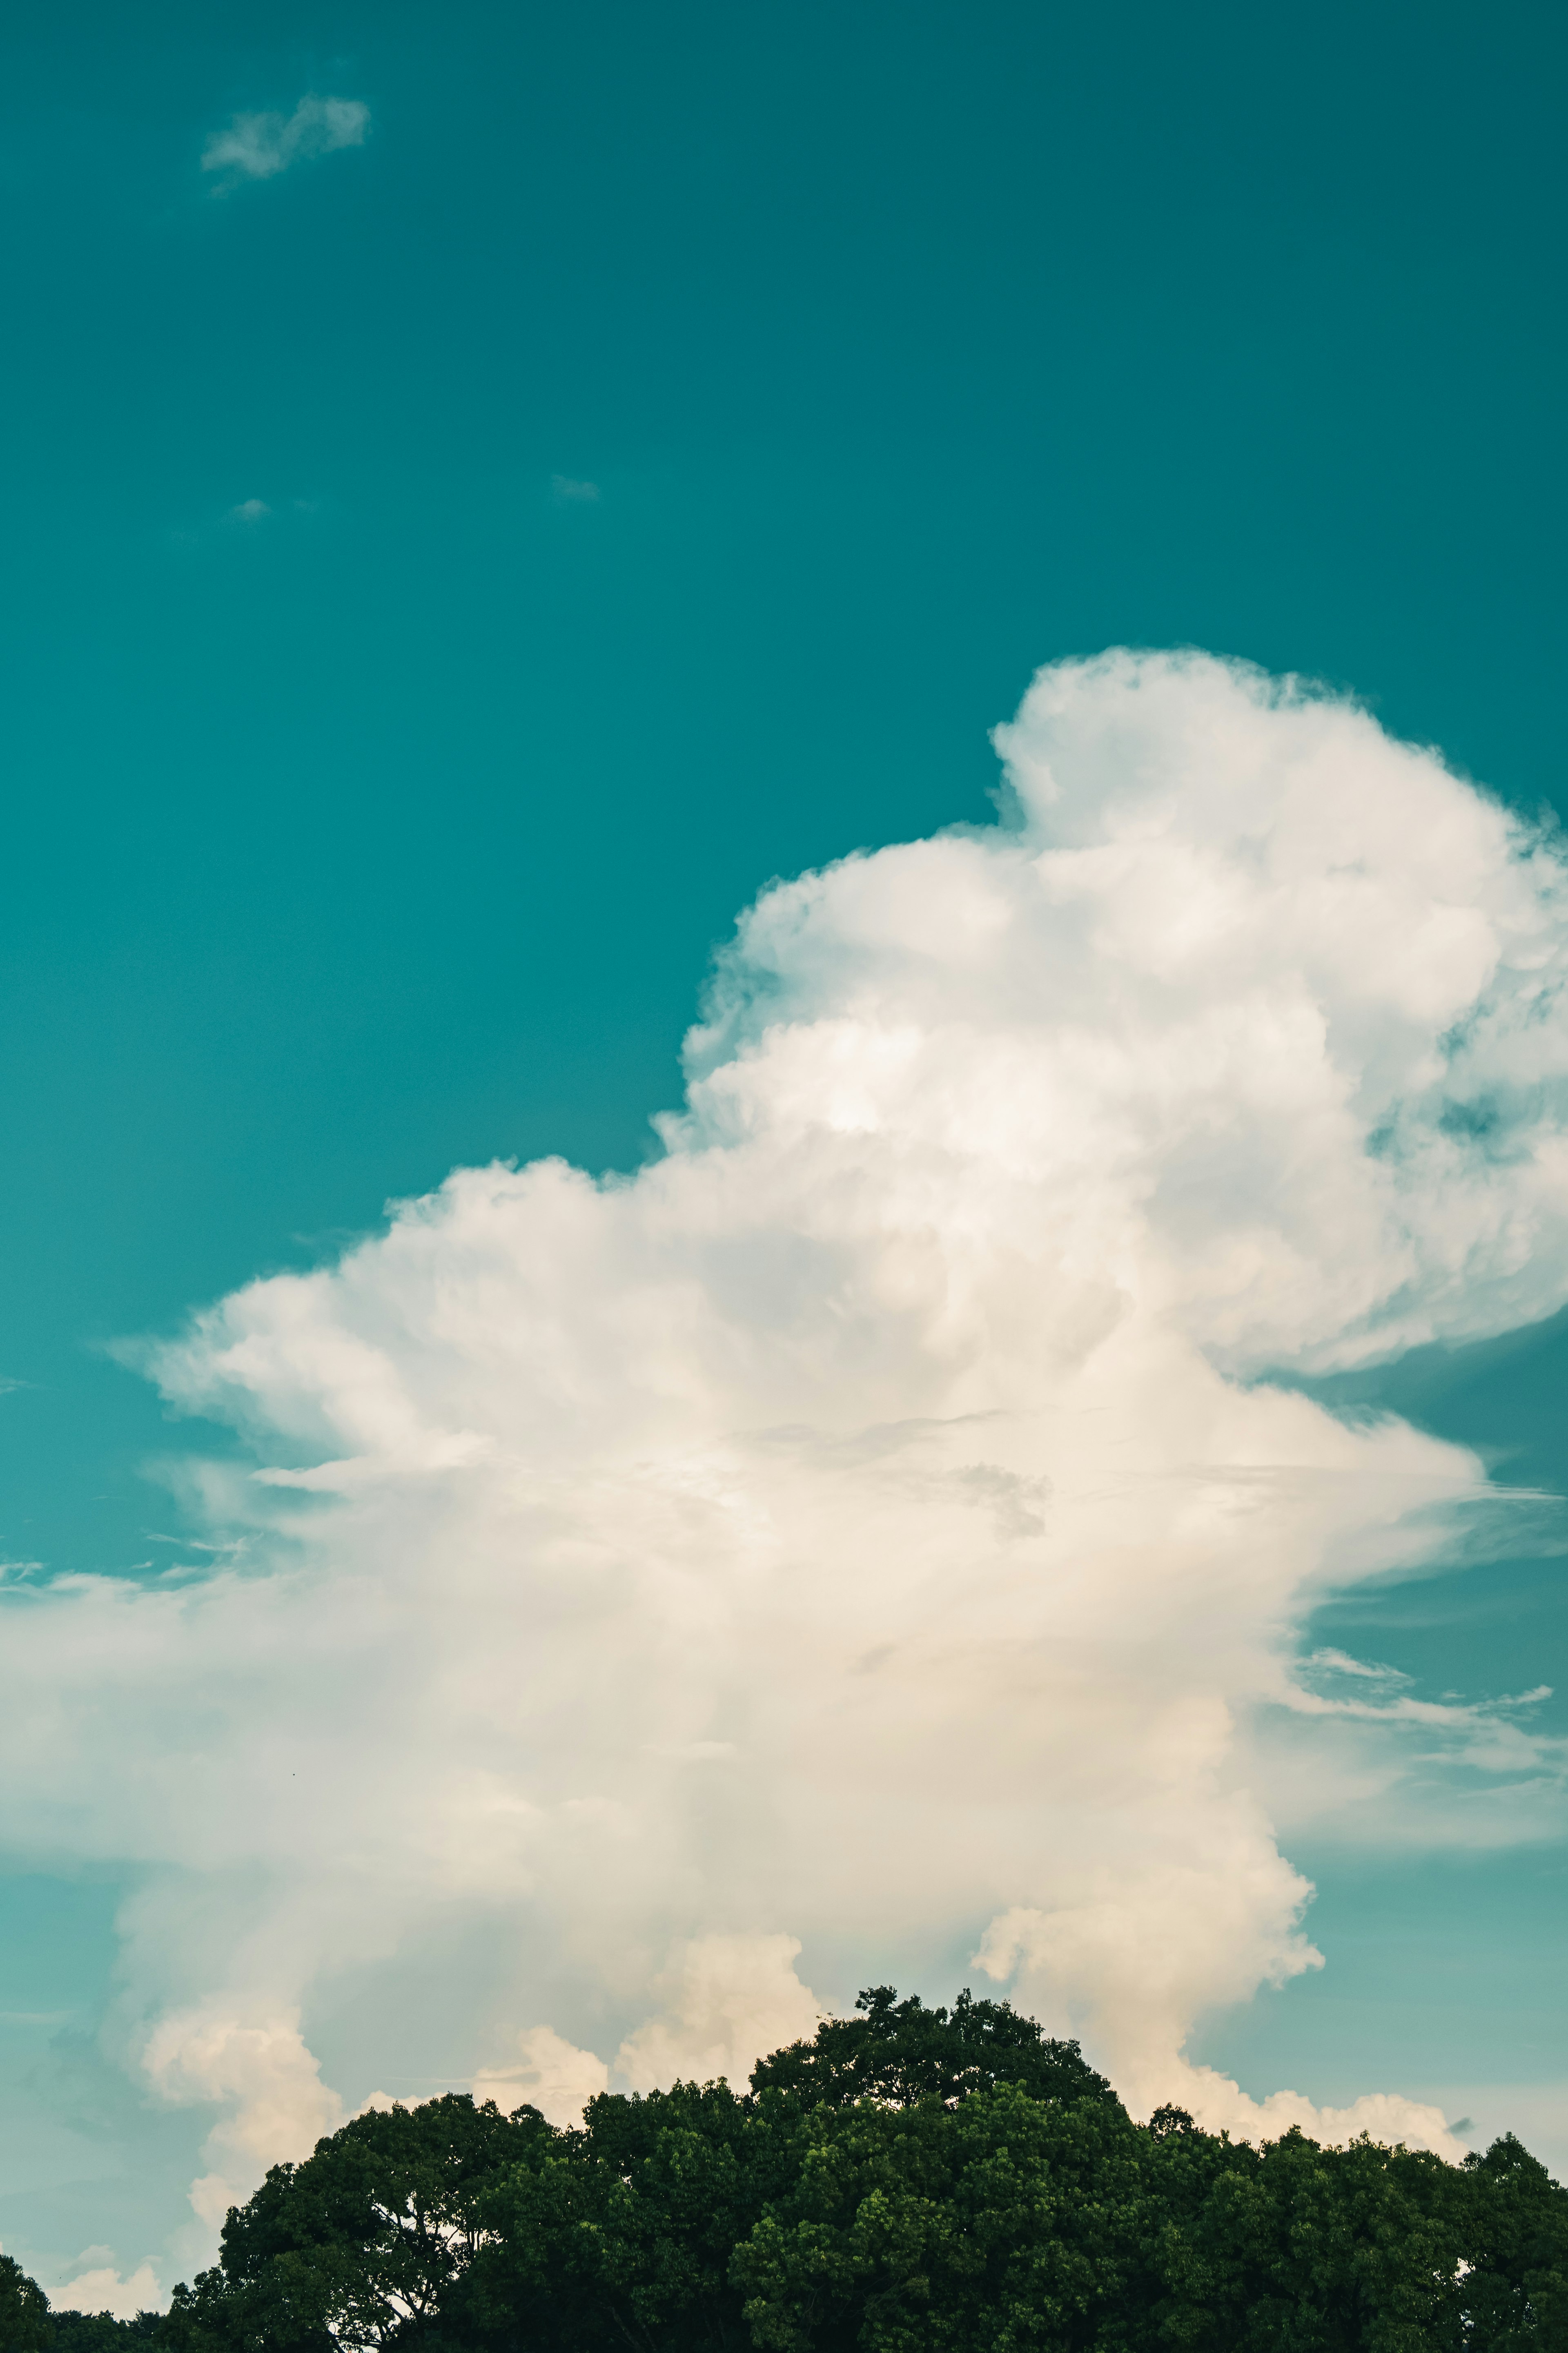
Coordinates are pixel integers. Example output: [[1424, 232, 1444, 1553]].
[[6, 1990, 1566, 2350], [747, 1985, 1117, 2112], [0, 2256, 53, 2353]]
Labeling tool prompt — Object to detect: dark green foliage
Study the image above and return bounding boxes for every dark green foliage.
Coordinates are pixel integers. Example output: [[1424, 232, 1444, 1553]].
[[0, 2257, 51, 2353], [1455, 2134, 1568, 2349], [1145, 2119, 1472, 2350], [161, 2089, 552, 2351], [12, 1988, 1568, 2348], [731, 2079, 1154, 2350], [470, 2077, 802, 2350], [49, 2319, 163, 2351], [749, 1986, 1116, 2114]]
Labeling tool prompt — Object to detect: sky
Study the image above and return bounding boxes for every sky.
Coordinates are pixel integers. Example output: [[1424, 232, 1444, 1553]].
[[1, 0, 1567, 2314]]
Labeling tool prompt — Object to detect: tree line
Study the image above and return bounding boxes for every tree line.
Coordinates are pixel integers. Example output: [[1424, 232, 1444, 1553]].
[[2, 1986, 1564, 2349]]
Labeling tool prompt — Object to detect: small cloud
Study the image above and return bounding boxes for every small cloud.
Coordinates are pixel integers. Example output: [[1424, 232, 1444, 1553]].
[[551, 474, 601, 504], [231, 499, 270, 523], [203, 94, 370, 189], [1305, 1648, 1408, 1683], [52, 2260, 161, 2321]]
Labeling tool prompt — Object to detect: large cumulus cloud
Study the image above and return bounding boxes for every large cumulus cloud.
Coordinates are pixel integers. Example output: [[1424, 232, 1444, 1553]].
[[5, 650, 1568, 2272]]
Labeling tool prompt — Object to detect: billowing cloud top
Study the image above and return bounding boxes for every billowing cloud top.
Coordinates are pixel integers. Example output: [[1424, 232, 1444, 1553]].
[[4, 653, 1566, 2284]]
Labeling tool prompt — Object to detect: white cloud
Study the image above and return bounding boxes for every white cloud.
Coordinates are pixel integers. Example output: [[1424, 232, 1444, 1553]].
[[615, 1934, 825, 2094], [550, 475, 601, 503], [202, 95, 370, 187], [2, 651, 1568, 2226], [472, 2025, 609, 2127], [143, 2006, 345, 2224], [51, 2260, 163, 2320], [230, 499, 270, 524]]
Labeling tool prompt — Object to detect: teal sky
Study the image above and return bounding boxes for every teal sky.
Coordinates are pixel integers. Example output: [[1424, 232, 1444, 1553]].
[[2, 0, 1567, 2296]]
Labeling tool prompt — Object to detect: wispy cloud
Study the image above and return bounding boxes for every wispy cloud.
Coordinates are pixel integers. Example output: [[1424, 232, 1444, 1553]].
[[550, 473, 601, 504], [202, 94, 369, 190], [229, 498, 270, 523]]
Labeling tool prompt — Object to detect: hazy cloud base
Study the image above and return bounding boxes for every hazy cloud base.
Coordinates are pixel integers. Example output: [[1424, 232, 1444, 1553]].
[[5, 651, 1568, 2295]]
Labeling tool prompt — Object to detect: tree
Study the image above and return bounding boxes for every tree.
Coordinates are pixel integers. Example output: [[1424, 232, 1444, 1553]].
[[1454, 2133, 1568, 2348], [471, 2079, 810, 2351], [1147, 2122, 1471, 2350], [50, 2317, 163, 2350], [731, 2078, 1151, 2351], [141, 1990, 1568, 2351], [748, 1986, 1116, 2114], [163, 2092, 551, 2351], [0, 2258, 51, 2353]]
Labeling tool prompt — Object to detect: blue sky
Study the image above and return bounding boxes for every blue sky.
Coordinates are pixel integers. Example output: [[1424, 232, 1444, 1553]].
[[2, 0, 1567, 2308]]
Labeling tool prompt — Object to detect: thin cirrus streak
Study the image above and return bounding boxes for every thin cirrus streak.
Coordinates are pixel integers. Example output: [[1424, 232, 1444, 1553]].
[[4, 649, 1568, 2257]]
